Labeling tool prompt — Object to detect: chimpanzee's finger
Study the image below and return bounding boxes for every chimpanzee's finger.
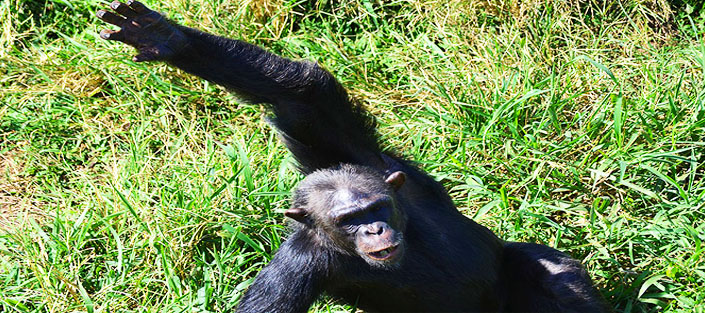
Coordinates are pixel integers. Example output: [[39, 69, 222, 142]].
[[96, 10, 125, 27], [126, 0, 151, 14], [110, 1, 138, 18], [133, 51, 158, 62], [99, 29, 125, 42]]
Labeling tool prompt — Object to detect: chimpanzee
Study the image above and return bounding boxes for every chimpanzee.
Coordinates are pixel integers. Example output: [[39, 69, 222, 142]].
[[97, 1, 609, 312]]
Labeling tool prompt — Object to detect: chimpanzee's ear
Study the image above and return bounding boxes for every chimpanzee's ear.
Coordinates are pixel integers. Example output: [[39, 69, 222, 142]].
[[385, 171, 406, 191], [284, 207, 310, 225]]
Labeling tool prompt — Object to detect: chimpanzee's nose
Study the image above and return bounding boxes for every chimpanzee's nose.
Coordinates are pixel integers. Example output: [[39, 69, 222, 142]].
[[364, 222, 386, 235]]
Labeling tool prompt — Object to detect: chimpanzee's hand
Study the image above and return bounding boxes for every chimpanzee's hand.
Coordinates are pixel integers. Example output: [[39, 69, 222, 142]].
[[97, 0, 188, 62]]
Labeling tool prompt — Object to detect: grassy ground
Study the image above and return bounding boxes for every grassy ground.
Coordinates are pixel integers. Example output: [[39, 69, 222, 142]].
[[1, 0, 704, 312]]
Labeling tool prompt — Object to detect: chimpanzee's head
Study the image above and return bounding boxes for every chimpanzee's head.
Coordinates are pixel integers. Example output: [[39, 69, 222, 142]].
[[285, 164, 407, 268]]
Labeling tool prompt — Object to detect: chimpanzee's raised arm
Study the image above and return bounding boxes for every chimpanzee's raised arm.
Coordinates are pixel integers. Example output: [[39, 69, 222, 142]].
[[97, 0, 383, 173]]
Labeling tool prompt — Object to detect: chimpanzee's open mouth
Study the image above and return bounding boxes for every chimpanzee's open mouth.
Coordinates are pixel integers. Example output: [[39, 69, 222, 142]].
[[367, 245, 399, 261]]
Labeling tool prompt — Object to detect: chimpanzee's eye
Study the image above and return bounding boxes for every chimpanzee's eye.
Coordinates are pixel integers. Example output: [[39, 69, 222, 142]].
[[337, 215, 353, 226]]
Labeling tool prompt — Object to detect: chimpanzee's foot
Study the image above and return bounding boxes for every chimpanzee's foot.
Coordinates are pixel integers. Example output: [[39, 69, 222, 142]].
[[97, 0, 188, 62]]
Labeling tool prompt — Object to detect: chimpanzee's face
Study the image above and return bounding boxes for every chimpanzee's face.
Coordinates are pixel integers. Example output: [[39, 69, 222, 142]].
[[327, 187, 406, 267], [286, 166, 408, 268]]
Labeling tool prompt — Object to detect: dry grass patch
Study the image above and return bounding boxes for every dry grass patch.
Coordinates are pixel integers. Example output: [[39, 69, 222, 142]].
[[0, 148, 49, 231]]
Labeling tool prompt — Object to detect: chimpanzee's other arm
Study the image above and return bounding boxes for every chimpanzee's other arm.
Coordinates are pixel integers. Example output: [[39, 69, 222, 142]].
[[235, 233, 329, 313], [97, 0, 382, 173], [501, 242, 609, 312]]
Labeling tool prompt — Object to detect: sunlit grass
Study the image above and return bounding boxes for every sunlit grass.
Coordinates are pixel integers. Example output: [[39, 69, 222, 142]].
[[1, 0, 703, 312]]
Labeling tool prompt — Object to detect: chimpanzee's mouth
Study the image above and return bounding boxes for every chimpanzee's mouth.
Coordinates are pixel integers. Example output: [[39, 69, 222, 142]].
[[367, 245, 399, 261]]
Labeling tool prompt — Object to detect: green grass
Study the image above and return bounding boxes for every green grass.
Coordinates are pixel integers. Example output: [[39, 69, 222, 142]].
[[1, 0, 704, 312]]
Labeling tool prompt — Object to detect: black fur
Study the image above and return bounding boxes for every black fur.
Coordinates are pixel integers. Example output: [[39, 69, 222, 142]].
[[235, 232, 330, 313], [169, 27, 382, 174], [97, 2, 609, 312], [500, 242, 608, 312]]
